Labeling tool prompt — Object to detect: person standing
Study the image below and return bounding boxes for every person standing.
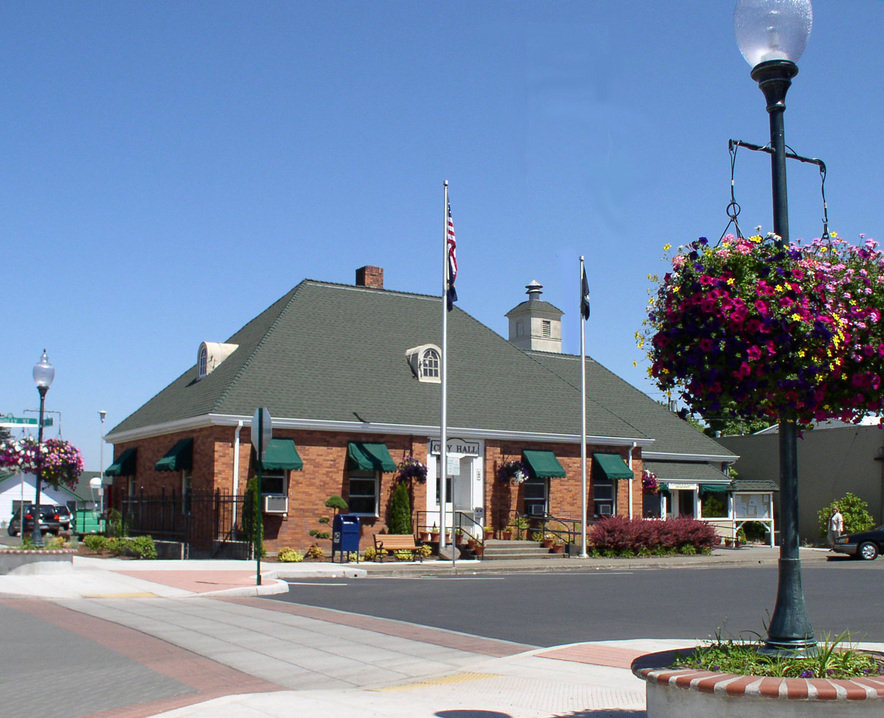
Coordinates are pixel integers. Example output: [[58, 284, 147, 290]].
[[827, 504, 844, 548]]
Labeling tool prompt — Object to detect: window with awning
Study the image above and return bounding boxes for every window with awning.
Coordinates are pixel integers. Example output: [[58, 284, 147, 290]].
[[521, 449, 566, 479], [592, 453, 633, 480], [154, 438, 193, 472], [347, 441, 396, 472], [261, 438, 304, 471], [105, 448, 137, 477]]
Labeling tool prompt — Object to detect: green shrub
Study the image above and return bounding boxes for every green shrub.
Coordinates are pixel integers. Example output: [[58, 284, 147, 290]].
[[106, 508, 124, 538], [45, 536, 68, 550], [388, 481, 412, 535], [83, 535, 109, 553], [817, 492, 875, 539], [102, 535, 156, 559], [277, 547, 304, 563], [393, 549, 413, 561]]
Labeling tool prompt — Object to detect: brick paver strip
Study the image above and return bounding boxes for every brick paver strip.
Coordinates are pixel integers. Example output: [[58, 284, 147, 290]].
[[228, 596, 533, 657], [116, 569, 258, 593], [535, 643, 644, 668], [2, 598, 282, 718]]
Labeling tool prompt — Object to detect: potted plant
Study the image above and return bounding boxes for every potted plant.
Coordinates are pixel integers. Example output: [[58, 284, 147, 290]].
[[483, 524, 494, 539], [501, 525, 514, 541], [498, 459, 528, 485], [514, 516, 529, 540], [429, 523, 439, 542], [549, 538, 564, 554]]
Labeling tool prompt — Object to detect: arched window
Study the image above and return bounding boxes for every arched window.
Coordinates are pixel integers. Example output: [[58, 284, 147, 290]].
[[405, 344, 442, 384], [421, 348, 440, 379], [197, 344, 208, 379]]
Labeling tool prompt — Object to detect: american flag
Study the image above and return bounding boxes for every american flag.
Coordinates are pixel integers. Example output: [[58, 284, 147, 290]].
[[447, 202, 458, 311]]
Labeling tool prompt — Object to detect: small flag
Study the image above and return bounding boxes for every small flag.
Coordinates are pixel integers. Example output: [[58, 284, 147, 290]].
[[447, 202, 458, 311], [580, 263, 590, 321]]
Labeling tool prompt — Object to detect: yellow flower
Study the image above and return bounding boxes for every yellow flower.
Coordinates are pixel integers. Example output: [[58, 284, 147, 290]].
[[672, 286, 680, 293], [749, 234, 762, 243], [663, 243, 671, 251], [775, 284, 784, 293], [727, 278, 735, 285], [791, 313, 802, 322], [798, 350, 806, 358]]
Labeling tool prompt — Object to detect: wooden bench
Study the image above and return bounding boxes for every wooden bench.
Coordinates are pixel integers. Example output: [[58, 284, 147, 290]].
[[373, 534, 423, 561]]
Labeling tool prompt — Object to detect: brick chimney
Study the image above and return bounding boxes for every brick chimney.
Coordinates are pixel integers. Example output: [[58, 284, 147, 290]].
[[355, 266, 384, 289]]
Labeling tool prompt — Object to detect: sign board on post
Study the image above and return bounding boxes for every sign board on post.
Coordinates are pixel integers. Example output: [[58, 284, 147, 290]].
[[251, 408, 272, 460]]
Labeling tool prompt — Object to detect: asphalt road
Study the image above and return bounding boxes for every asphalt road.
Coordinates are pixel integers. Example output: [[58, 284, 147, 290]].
[[272, 560, 884, 646]]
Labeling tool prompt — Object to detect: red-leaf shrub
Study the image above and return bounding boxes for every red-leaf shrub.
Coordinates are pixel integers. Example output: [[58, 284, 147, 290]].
[[589, 516, 717, 555]]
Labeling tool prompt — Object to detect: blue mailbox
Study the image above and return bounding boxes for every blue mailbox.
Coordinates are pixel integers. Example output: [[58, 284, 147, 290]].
[[332, 513, 361, 562]]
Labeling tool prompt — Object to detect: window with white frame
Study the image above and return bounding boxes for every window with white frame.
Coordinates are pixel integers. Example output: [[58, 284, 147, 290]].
[[406, 344, 442, 384], [197, 345, 208, 379], [261, 469, 287, 496], [524, 476, 548, 516], [348, 470, 379, 516], [420, 348, 440, 380], [593, 478, 614, 517]]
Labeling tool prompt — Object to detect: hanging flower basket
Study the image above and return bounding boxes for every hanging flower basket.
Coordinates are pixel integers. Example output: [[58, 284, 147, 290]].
[[498, 460, 528, 484], [642, 470, 659, 495], [0, 436, 84, 489], [643, 233, 884, 425], [395, 456, 427, 483]]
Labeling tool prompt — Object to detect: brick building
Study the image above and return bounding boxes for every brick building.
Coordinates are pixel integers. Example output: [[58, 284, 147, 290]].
[[104, 267, 735, 555]]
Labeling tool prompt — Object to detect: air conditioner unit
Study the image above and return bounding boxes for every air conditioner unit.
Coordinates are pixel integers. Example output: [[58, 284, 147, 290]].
[[529, 504, 546, 516], [598, 504, 613, 516], [263, 495, 288, 514]]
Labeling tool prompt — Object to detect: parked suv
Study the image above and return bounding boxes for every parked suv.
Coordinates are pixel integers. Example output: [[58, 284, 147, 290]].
[[53, 505, 72, 533], [6, 505, 65, 536]]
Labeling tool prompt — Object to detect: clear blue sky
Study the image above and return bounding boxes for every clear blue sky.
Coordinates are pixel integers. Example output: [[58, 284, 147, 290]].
[[2, 1, 882, 473]]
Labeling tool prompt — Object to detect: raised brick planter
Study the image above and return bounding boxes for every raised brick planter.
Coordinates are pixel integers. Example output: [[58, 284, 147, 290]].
[[632, 648, 884, 718], [0, 548, 74, 574]]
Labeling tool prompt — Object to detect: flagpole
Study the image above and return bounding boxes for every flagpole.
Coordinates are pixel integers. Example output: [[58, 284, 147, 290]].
[[440, 180, 449, 557], [579, 256, 588, 558]]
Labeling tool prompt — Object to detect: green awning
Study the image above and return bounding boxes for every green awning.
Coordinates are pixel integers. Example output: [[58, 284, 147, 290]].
[[593, 453, 633, 480], [105, 448, 137, 477], [699, 483, 729, 493], [348, 441, 396, 472], [658, 482, 669, 492], [522, 449, 566, 478], [154, 438, 193, 472], [261, 439, 304, 471]]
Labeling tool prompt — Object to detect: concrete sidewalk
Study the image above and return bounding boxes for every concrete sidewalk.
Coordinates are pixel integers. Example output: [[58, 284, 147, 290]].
[[0, 546, 843, 718]]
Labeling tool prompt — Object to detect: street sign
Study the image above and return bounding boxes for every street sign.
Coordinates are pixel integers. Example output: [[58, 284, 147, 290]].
[[251, 408, 272, 459], [0, 414, 53, 428]]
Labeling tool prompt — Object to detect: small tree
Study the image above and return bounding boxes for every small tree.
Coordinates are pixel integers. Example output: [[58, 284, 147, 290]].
[[388, 481, 412, 535], [242, 477, 265, 558], [817, 492, 875, 539], [325, 495, 348, 513]]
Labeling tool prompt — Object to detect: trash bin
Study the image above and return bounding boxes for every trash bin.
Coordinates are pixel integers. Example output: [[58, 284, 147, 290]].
[[332, 513, 361, 563]]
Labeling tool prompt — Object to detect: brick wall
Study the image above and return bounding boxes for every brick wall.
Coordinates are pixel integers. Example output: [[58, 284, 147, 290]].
[[110, 428, 640, 553]]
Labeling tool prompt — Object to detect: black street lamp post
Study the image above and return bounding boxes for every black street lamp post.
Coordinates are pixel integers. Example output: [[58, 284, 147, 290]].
[[734, 0, 816, 654], [31, 350, 55, 548]]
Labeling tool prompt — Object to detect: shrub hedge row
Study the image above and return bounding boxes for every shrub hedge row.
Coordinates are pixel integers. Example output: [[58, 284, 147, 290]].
[[589, 516, 717, 556]]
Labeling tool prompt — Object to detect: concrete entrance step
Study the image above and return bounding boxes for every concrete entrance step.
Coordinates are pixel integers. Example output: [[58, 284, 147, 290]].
[[482, 539, 563, 560]]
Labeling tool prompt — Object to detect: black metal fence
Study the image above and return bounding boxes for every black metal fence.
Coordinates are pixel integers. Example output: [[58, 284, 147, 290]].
[[113, 489, 252, 559]]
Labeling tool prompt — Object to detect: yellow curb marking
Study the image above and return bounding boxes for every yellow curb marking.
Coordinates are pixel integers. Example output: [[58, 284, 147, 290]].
[[374, 672, 501, 692]]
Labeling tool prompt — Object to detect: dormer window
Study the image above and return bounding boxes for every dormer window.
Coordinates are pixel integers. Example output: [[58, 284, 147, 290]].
[[406, 344, 442, 384], [197, 345, 208, 379], [196, 341, 239, 380]]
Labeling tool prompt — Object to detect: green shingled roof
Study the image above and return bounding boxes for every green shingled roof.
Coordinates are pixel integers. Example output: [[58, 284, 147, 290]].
[[109, 281, 647, 441], [527, 351, 735, 460]]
